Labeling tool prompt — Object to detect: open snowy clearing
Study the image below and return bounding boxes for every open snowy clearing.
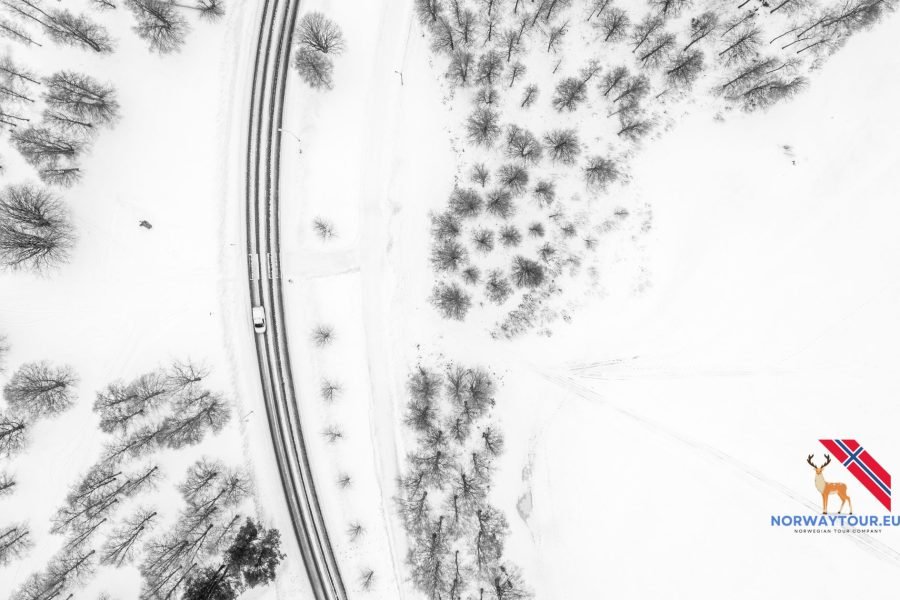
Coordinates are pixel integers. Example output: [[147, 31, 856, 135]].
[[498, 15, 900, 599]]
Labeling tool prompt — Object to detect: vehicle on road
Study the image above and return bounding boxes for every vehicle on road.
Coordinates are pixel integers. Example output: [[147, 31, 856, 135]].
[[252, 306, 266, 333]]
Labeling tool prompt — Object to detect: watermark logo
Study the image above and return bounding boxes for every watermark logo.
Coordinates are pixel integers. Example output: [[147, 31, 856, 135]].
[[818, 439, 891, 511], [770, 439, 896, 533]]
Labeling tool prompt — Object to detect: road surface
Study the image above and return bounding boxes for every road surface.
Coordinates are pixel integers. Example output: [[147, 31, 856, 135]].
[[244, 1, 347, 598]]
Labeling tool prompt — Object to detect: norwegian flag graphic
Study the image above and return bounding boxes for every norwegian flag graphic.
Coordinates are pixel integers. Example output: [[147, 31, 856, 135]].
[[819, 439, 891, 511]]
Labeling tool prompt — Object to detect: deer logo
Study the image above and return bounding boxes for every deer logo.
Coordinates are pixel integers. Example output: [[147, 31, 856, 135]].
[[807, 454, 853, 515]]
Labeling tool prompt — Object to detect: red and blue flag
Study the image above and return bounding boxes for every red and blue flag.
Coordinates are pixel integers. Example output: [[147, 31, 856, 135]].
[[820, 439, 891, 511]]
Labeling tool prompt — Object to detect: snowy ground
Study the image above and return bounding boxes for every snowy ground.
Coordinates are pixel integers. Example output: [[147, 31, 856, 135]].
[[500, 16, 900, 600], [3, 1, 899, 599], [271, 3, 900, 599]]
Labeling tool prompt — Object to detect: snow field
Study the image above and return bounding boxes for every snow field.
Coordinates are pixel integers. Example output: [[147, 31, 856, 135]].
[[493, 13, 900, 599]]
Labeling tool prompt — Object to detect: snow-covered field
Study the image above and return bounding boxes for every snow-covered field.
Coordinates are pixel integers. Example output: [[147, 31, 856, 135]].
[[500, 16, 900, 599], [2, 0, 900, 598]]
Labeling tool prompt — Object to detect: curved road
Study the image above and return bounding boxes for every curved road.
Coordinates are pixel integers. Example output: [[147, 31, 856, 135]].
[[244, 1, 347, 599]]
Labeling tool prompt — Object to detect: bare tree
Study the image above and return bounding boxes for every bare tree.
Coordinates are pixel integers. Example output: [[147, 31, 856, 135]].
[[482, 426, 505, 456], [157, 388, 230, 449], [484, 269, 512, 304], [465, 107, 500, 146], [545, 21, 568, 52], [586, 0, 613, 21], [447, 49, 473, 86], [140, 524, 210, 599], [312, 217, 335, 239], [471, 228, 495, 253], [178, 0, 226, 22], [8, 1, 114, 52], [540, 0, 573, 22], [94, 370, 171, 434], [11, 126, 85, 174], [100, 424, 164, 465], [666, 49, 704, 89], [311, 324, 334, 346], [600, 65, 628, 96], [125, 0, 190, 54], [584, 155, 619, 187], [630, 13, 664, 53], [769, 0, 809, 14], [0, 472, 15, 496], [485, 188, 514, 219], [359, 568, 375, 591], [0, 55, 39, 86], [718, 56, 779, 94], [510, 256, 544, 288], [11, 547, 96, 600], [500, 28, 523, 62], [497, 164, 528, 195], [431, 239, 468, 272], [684, 11, 717, 50], [47, 8, 114, 52], [650, 0, 691, 18], [4, 361, 78, 418], [473, 506, 507, 573], [494, 227, 519, 250], [535, 177, 559, 204], [99, 508, 157, 567], [0, 523, 32, 566], [638, 32, 676, 68], [504, 125, 542, 165], [740, 75, 807, 111], [476, 50, 504, 86], [432, 212, 461, 241], [455, 8, 477, 46], [0, 18, 39, 46], [297, 12, 345, 54], [43, 71, 119, 129], [487, 564, 531, 599], [599, 7, 630, 42], [543, 128, 580, 164], [53, 463, 160, 535], [0, 412, 26, 457], [322, 425, 344, 443], [431, 282, 472, 320], [179, 459, 249, 516], [474, 86, 499, 106], [617, 115, 653, 141], [448, 187, 483, 219], [719, 25, 761, 65], [551, 77, 586, 111], [519, 83, 538, 108], [470, 163, 489, 187], [431, 16, 457, 53], [611, 75, 649, 104], [294, 46, 334, 89], [347, 521, 365, 541], [415, 0, 443, 25], [0, 185, 74, 272], [462, 265, 481, 285], [507, 61, 526, 87], [320, 379, 341, 402]]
